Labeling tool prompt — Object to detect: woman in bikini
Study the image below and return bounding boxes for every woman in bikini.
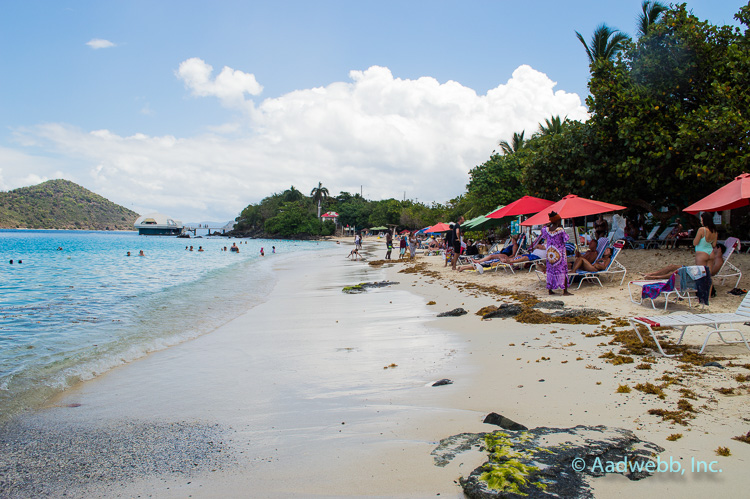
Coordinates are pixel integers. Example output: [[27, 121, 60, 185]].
[[693, 212, 718, 267]]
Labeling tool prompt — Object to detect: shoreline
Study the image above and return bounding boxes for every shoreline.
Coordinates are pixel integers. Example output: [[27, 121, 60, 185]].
[[1, 238, 748, 497]]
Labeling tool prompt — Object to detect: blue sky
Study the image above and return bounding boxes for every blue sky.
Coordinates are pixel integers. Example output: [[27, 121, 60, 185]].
[[0, 1, 746, 222]]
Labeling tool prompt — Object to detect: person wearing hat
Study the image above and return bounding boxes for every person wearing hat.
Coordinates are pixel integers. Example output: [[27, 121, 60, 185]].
[[541, 211, 572, 296]]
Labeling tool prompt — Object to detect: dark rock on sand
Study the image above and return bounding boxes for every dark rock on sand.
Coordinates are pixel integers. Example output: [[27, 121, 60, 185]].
[[432, 379, 454, 386], [481, 304, 523, 319], [482, 412, 527, 431], [532, 300, 565, 310], [433, 425, 663, 498], [437, 308, 468, 317], [703, 361, 725, 369]]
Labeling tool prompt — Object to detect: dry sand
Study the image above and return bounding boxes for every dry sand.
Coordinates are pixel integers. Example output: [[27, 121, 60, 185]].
[[1, 237, 749, 498]]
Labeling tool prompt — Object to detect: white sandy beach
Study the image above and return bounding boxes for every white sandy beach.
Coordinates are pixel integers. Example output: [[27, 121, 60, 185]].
[[3, 238, 749, 498]]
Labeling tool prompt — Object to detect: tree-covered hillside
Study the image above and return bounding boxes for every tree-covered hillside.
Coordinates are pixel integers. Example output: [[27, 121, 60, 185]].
[[0, 179, 139, 230]]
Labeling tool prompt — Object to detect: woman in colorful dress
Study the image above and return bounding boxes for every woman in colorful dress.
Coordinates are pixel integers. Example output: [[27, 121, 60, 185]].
[[541, 211, 572, 296]]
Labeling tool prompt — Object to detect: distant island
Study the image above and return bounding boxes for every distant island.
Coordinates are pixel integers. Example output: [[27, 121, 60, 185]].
[[0, 179, 139, 231]]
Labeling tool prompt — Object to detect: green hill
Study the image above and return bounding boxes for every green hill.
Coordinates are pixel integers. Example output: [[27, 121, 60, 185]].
[[0, 179, 140, 230]]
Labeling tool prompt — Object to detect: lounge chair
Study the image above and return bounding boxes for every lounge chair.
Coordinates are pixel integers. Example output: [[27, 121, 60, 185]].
[[714, 237, 742, 288], [566, 240, 627, 289], [628, 274, 695, 310], [629, 292, 750, 356], [628, 225, 660, 249], [645, 224, 675, 249]]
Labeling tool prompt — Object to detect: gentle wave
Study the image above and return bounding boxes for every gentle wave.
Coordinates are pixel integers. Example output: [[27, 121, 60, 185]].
[[0, 230, 328, 421]]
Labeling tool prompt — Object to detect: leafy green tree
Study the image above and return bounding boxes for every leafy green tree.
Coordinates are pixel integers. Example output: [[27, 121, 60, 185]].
[[368, 199, 402, 227], [264, 202, 320, 236], [522, 3, 750, 225], [282, 186, 304, 203], [466, 152, 527, 215], [337, 193, 373, 230]]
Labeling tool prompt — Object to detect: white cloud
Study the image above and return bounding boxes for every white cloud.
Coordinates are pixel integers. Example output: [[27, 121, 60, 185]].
[[7, 64, 588, 222], [176, 58, 262, 112], [86, 38, 115, 49]]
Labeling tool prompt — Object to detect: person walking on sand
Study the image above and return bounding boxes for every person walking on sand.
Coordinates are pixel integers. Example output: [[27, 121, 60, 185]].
[[541, 212, 571, 296], [385, 231, 393, 259], [451, 216, 465, 270]]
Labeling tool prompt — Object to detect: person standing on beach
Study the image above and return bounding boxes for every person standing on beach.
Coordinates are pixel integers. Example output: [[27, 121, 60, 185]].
[[541, 212, 571, 296], [385, 231, 393, 259], [594, 214, 608, 239], [450, 216, 465, 270]]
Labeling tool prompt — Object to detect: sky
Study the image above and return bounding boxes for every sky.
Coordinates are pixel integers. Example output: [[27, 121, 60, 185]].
[[0, 1, 746, 222]]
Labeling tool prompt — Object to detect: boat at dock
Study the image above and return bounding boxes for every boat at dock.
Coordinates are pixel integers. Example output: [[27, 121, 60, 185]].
[[134, 213, 183, 236]]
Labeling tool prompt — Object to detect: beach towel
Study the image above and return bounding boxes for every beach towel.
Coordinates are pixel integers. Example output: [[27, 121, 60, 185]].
[[642, 274, 676, 300]]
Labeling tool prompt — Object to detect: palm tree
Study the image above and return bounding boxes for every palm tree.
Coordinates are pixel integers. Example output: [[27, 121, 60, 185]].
[[575, 24, 630, 64], [498, 131, 526, 155], [310, 181, 329, 218], [536, 115, 566, 137], [637, 0, 667, 38]]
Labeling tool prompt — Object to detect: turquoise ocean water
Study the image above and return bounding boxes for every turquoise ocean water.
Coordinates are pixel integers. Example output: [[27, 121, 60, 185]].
[[0, 230, 326, 421]]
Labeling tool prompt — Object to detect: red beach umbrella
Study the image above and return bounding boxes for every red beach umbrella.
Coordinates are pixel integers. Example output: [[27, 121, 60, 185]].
[[487, 195, 555, 219], [520, 194, 627, 226], [425, 222, 451, 233], [683, 173, 750, 214]]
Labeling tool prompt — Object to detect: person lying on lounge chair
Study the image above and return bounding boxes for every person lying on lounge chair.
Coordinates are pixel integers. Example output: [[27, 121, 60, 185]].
[[642, 244, 725, 279], [455, 251, 509, 271], [571, 247, 612, 273], [455, 235, 520, 270], [574, 239, 599, 264], [506, 243, 547, 265]]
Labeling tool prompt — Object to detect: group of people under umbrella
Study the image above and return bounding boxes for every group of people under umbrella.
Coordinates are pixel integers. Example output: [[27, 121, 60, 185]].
[[420, 173, 750, 296]]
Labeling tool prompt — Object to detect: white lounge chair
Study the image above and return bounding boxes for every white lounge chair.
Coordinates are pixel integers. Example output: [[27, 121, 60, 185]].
[[628, 274, 694, 310], [629, 225, 660, 249], [566, 240, 627, 289], [629, 291, 750, 356], [714, 237, 742, 288]]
